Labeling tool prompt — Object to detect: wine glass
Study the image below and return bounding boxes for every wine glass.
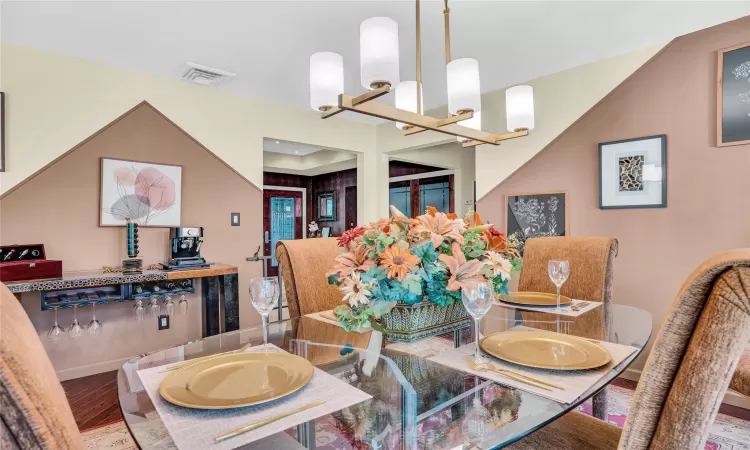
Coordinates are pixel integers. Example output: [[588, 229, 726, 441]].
[[133, 299, 145, 323], [462, 281, 495, 364], [178, 294, 188, 315], [68, 305, 84, 340], [163, 295, 175, 316], [148, 296, 160, 318], [47, 307, 65, 343], [250, 277, 279, 346], [87, 303, 103, 337], [548, 260, 571, 310]]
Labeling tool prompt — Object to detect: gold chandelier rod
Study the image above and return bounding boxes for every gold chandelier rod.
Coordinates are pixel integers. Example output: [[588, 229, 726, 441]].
[[444, 0, 451, 64]]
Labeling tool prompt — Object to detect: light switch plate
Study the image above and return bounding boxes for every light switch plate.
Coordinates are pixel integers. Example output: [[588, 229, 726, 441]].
[[158, 315, 170, 330], [231, 212, 240, 226]]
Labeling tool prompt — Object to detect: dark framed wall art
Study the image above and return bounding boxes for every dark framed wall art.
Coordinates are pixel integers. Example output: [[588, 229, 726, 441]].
[[505, 191, 568, 255], [599, 135, 667, 209], [717, 41, 750, 147]]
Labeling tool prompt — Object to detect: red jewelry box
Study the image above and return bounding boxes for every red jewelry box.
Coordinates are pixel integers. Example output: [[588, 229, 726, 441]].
[[0, 244, 63, 282]]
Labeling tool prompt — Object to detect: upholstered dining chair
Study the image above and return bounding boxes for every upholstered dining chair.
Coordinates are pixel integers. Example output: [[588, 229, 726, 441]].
[[518, 236, 619, 303], [729, 351, 750, 398], [0, 282, 83, 449], [276, 238, 342, 319], [507, 249, 750, 450]]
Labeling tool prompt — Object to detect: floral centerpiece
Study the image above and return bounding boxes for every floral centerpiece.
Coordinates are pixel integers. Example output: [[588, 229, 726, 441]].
[[326, 205, 522, 335]]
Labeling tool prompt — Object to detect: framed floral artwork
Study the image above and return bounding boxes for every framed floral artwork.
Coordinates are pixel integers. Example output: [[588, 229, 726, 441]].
[[100, 158, 182, 227], [599, 135, 667, 209], [505, 192, 568, 255], [717, 41, 750, 147]]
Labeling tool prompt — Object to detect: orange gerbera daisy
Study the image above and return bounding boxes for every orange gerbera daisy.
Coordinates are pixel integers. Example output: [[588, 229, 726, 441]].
[[378, 246, 420, 281]]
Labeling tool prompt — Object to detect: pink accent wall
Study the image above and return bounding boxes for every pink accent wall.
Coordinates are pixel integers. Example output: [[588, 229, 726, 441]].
[[478, 17, 750, 368], [0, 102, 264, 378]]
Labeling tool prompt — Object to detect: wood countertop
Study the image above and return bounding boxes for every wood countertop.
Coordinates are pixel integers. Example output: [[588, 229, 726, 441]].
[[4, 264, 238, 293]]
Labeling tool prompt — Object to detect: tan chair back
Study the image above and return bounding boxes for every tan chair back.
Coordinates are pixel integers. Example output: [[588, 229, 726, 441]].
[[0, 283, 82, 449], [276, 238, 342, 318], [518, 236, 618, 302], [619, 249, 750, 450]]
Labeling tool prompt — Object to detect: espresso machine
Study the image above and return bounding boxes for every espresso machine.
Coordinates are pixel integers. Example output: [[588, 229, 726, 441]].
[[161, 227, 211, 270]]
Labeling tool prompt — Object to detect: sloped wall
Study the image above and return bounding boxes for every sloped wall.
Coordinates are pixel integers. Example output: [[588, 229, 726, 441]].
[[478, 17, 750, 369], [0, 102, 264, 378]]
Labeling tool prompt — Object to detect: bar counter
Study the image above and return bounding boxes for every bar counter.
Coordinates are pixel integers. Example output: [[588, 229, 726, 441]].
[[5, 264, 239, 337]]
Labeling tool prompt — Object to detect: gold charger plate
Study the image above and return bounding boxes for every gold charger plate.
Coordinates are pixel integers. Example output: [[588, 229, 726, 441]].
[[159, 352, 314, 409], [480, 330, 611, 370], [499, 291, 572, 307]]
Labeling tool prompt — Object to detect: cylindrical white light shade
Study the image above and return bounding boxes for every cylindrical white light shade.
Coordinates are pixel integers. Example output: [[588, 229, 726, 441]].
[[447, 58, 481, 114], [360, 17, 400, 90], [309, 52, 344, 112], [395, 81, 423, 129], [506, 85, 535, 132], [456, 111, 481, 142]]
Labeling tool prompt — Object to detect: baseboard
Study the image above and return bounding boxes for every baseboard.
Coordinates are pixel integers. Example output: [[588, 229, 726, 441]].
[[56, 356, 133, 381], [621, 368, 750, 410]]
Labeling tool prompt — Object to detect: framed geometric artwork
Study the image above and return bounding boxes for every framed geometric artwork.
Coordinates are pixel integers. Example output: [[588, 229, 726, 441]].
[[505, 191, 568, 255], [100, 158, 182, 227], [599, 135, 667, 209], [717, 41, 750, 147], [0, 92, 5, 172]]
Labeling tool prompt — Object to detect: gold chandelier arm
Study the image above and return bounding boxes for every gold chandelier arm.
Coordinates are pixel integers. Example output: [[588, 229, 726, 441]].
[[443, 0, 451, 64], [461, 130, 529, 148], [416, 0, 422, 115], [403, 110, 473, 136]]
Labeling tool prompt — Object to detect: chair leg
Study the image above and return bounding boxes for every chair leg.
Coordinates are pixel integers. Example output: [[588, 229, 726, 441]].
[[592, 388, 609, 420]]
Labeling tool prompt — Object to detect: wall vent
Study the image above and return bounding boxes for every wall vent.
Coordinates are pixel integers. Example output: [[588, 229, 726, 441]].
[[182, 62, 236, 86]]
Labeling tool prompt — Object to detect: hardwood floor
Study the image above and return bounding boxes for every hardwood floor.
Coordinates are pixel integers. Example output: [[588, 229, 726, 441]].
[[61, 370, 123, 431]]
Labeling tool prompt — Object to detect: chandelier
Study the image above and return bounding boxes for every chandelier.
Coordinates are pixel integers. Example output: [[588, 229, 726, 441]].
[[309, 0, 534, 147]]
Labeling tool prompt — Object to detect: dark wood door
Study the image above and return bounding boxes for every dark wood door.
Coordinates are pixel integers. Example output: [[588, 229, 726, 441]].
[[344, 186, 357, 231], [263, 190, 303, 276]]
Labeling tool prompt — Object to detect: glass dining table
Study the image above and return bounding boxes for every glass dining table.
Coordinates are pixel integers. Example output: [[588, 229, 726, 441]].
[[117, 302, 651, 449]]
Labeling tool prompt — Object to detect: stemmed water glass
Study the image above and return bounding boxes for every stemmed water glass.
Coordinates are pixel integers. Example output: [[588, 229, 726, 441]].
[[250, 277, 279, 346], [178, 294, 188, 315], [148, 295, 160, 318], [68, 305, 84, 340], [47, 306, 65, 343], [462, 281, 495, 364], [163, 295, 175, 316], [87, 303, 103, 337], [547, 260, 570, 309], [133, 299, 145, 323]]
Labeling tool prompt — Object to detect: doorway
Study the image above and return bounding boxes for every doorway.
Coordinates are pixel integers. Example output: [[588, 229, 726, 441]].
[[263, 189, 303, 277], [344, 186, 357, 231]]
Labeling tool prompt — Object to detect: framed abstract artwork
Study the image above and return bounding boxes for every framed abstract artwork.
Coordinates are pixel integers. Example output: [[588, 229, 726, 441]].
[[100, 158, 183, 227], [505, 192, 568, 255], [717, 41, 750, 147], [599, 135, 666, 209]]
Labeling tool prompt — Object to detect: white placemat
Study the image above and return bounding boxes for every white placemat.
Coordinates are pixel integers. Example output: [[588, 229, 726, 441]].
[[138, 344, 372, 450], [307, 310, 372, 333], [428, 331, 637, 404], [495, 299, 602, 317]]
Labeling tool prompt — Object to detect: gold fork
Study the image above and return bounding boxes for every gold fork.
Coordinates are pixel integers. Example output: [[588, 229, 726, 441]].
[[464, 357, 553, 392], [213, 401, 325, 442], [483, 361, 565, 390]]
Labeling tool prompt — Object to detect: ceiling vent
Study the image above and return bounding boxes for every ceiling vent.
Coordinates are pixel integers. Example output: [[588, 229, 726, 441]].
[[182, 62, 236, 86]]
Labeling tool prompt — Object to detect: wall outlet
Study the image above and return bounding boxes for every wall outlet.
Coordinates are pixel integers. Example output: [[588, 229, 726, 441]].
[[231, 212, 241, 226], [158, 315, 170, 330]]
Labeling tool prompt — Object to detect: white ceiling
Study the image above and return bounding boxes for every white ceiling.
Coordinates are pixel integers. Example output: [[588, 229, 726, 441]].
[[263, 138, 322, 156], [3, 1, 748, 123]]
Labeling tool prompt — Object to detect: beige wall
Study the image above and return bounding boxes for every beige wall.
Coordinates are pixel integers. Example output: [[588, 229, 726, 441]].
[[478, 17, 750, 370], [0, 43, 381, 222], [0, 103, 265, 379], [389, 143, 476, 215]]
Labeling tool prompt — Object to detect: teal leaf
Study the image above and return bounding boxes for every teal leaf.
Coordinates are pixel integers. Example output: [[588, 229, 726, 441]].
[[327, 274, 340, 285], [401, 274, 423, 295]]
